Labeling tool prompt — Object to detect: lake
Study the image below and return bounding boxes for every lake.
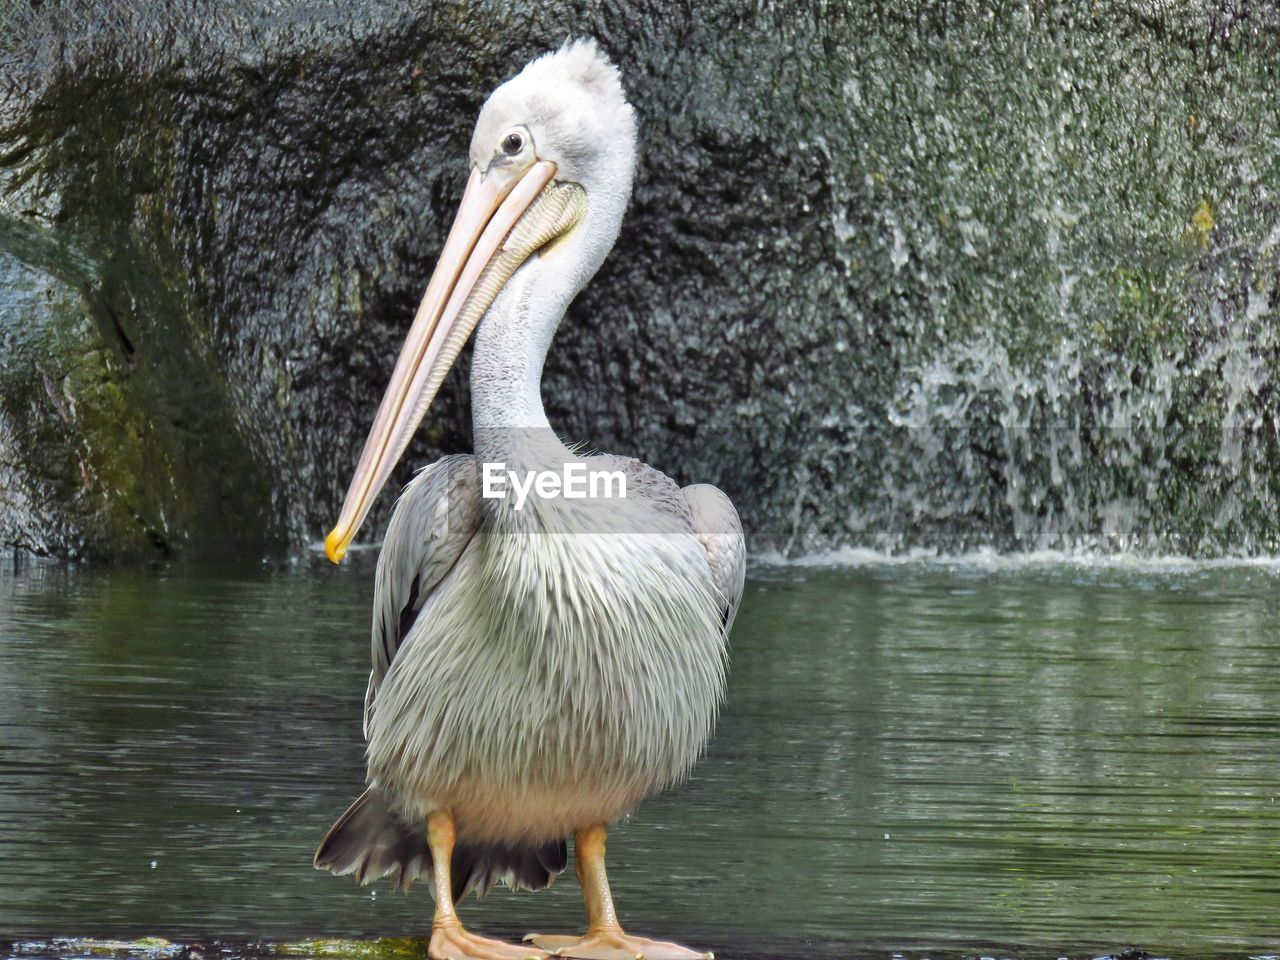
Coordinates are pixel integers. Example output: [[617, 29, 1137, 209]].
[[2, 553, 1278, 958]]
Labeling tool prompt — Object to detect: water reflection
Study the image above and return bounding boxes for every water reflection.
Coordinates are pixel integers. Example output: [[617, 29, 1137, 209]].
[[1, 558, 1278, 957]]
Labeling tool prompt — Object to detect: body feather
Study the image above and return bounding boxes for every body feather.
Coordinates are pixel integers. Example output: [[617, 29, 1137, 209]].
[[318, 451, 743, 888]]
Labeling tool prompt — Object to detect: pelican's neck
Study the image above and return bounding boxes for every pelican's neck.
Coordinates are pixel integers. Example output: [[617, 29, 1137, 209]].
[[470, 254, 573, 472], [470, 165, 632, 478]]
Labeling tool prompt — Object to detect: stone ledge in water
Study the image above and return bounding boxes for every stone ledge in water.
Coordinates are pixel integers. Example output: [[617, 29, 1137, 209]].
[[0, 939, 1239, 960]]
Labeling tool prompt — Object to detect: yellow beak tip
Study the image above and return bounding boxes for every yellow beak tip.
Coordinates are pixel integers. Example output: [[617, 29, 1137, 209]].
[[324, 529, 348, 565]]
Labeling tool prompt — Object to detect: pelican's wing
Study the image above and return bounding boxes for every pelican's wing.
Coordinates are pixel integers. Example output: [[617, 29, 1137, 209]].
[[682, 483, 746, 633], [364, 453, 481, 737]]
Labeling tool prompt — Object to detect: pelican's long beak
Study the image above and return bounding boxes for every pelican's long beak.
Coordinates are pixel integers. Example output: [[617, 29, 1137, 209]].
[[324, 159, 585, 563]]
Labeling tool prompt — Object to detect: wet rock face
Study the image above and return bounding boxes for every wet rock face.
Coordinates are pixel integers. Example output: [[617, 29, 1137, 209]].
[[0, 196, 280, 560], [2, 2, 1279, 560]]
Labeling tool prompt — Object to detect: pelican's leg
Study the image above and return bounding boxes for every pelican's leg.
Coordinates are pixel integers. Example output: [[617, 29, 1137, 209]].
[[428, 810, 547, 960], [525, 824, 711, 960]]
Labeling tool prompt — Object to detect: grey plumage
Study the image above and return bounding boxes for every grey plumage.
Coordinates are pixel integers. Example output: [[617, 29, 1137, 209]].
[[683, 483, 748, 632], [318, 450, 743, 894], [365, 454, 482, 738], [368, 450, 737, 842]]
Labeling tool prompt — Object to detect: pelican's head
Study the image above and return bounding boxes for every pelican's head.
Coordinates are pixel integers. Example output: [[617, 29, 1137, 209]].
[[324, 39, 637, 562], [472, 39, 636, 208]]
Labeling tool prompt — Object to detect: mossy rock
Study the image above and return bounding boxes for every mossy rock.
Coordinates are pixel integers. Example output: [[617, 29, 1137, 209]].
[[0, 217, 279, 559], [2, 2, 1280, 559]]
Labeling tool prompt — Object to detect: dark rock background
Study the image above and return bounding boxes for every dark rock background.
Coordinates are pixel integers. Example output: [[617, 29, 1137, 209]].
[[2, 1, 1279, 561]]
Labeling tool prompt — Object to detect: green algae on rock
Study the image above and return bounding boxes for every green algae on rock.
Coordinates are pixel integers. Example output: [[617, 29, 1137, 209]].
[[0, 194, 280, 559]]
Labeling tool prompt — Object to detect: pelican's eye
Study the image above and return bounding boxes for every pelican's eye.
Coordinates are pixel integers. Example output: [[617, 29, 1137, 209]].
[[501, 132, 524, 156]]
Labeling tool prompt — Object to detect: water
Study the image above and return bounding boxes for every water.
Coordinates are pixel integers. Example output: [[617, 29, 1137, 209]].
[[2, 555, 1279, 958]]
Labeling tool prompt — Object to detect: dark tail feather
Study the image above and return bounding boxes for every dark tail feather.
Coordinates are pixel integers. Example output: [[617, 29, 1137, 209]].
[[314, 788, 430, 892], [315, 789, 567, 901], [452, 838, 568, 902]]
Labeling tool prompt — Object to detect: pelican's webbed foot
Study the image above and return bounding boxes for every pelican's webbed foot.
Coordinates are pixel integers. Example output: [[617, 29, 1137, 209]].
[[525, 931, 709, 960], [425, 810, 548, 960], [432, 923, 547, 960], [524, 824, 712, 960]]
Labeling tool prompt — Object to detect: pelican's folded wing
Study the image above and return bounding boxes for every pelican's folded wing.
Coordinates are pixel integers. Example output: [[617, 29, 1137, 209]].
[[364, 453, 482, 737], [682, 483, 746, 635]]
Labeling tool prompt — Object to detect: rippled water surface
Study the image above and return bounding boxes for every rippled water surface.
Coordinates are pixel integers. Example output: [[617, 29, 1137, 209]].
[[2, 556, 1278, 958]]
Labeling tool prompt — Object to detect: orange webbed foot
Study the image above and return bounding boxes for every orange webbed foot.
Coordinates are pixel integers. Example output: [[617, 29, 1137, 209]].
[[523, 931, 711, 960], [430, 923, 548, 960]]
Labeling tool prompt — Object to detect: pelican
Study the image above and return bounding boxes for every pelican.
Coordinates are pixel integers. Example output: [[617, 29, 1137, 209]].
[[313, 40, 744, 960]]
